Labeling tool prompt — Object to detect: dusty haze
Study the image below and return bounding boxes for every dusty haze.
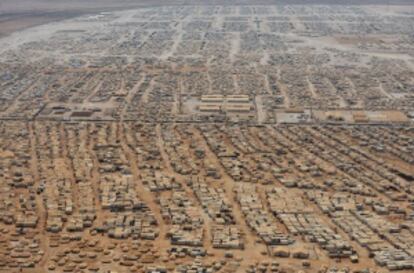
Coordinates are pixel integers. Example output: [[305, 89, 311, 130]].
[[1, 0, 413, 36]]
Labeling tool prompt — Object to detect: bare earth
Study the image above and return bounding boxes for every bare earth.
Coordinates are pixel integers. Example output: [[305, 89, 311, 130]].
[[0, 2, 413, 273]]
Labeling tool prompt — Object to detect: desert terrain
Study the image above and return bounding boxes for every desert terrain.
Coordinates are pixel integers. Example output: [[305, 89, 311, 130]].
[[0, 2, 413, 273]]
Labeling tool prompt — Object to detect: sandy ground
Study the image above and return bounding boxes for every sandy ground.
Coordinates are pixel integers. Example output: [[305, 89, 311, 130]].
[[0, 2, 413, 273], [0, 11, 86, 37], [1, 0, 414, 36]]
